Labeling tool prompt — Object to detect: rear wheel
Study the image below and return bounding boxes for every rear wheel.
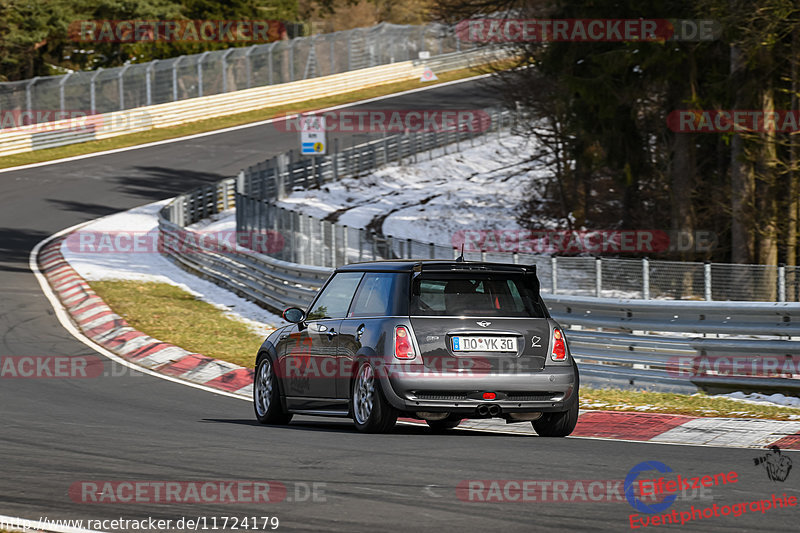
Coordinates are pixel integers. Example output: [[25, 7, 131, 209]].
[[532, 395, 578, 437], [533, 361, 579, 437], [426, 416, 462, 432], [352, 361, 397, 433], [254, 356, 292, 425]]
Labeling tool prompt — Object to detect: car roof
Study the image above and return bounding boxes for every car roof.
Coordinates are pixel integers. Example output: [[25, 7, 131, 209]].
[[335, 260, 537, 274]]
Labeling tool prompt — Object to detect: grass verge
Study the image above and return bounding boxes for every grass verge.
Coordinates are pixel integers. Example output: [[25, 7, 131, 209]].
[[0, 65, 491, 170], [84, 282, 800, 420], [88, 281, 267, 369], [581, 387, 800, 421]]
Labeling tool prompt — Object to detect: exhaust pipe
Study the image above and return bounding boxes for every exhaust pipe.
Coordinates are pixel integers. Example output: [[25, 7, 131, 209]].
[[488, 405, 501, 416], [476, 405, 490, 416]]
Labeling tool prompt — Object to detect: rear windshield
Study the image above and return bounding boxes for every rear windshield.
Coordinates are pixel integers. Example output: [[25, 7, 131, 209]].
[[411, 273, 546, 317]]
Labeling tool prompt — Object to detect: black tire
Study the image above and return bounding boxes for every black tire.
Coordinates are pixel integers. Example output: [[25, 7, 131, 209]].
[[253, 355, 292, 425], [533, 361, 579, 437], [532, 395, 578, 437], [426, 417, 462, 432], [351, 361, 398, 433]]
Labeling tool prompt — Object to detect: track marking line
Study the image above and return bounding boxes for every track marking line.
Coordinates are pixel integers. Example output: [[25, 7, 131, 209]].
[[29, 224, 249, 402], [0, 73, 492, 174]]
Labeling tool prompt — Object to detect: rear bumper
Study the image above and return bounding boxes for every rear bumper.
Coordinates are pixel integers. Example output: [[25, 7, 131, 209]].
[[378, 363, 578, 415]]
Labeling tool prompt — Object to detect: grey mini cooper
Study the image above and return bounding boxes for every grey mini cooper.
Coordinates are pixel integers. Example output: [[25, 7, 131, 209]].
[[253, 260, 579, 436]]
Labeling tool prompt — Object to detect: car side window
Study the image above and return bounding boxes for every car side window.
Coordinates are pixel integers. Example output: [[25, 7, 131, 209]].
[[349, 273, 399, 317], [307, 272, 363, 320]]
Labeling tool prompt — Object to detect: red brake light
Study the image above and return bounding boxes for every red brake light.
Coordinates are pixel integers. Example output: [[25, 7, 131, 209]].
[[551, 328, 567, 361], [483, 392, 497, 400], [394, 326, 415, 359]]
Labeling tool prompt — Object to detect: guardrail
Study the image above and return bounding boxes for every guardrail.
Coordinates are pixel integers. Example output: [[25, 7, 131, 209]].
[[0, 46, 497, 157], [157, 132, 800, 396], [1, 22, 469, 127], [235, 114, 800, 303]]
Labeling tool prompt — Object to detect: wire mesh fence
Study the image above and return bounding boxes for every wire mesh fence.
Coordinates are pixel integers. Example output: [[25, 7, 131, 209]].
[[0, 23, 469, 127], [231, 109, 800, 303]]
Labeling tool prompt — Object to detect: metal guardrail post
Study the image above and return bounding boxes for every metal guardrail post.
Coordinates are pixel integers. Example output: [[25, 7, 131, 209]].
[[343, 226, 349, 265], [172, 56, 184, 101], [333, 138, 339, 181], [704, 262, 712, 301], [330, 221, 336, 266], [330, 35, 336, 74], [406, 238, 412, 259], [89, 69, 103, 114], [289, 39, 296, 82], [595, 257, 602, 297], [347, 30, 353, 71], [144, 61, 156, 106], [197, 51, 210, 97], [236, 170, 245, 194], [58, 72, 72, 113], [245, 45, 257, 89], [25, 77, 39, 117], [552, 256, 558, 294], [268, 42, 278, 85], [642, 258, 650, 299], [118, 65, 130, 110], [429, 242, 435, 259], [222, 49, 234, 93], [779, 263, 786, 302]]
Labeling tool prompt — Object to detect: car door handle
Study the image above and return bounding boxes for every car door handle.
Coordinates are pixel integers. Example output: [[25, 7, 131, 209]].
[[326, 329, 338, 339], [279, 333, 289, 340]]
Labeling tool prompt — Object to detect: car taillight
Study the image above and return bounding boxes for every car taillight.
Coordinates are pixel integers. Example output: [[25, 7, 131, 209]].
[[551, 328, 567, 361], [394, 326, 415, 359]]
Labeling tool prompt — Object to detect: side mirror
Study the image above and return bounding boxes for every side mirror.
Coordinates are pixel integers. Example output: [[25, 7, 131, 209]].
[[282, 307, 306, 324]]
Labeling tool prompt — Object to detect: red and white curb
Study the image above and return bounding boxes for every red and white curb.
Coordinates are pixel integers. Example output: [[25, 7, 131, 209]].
[[401, 412, 800, 449], [36, 236, 254, 397], [33, 231, 800, 450]]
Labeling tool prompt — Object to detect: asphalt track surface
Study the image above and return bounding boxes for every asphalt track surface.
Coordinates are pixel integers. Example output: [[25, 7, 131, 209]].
[[0, 79, 797, 532]]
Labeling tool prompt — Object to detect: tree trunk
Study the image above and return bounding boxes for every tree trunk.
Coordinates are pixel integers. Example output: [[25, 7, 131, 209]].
[[756, 72, 779, 300], [788, 31, 799, 302], [730, 42, 754, 265]]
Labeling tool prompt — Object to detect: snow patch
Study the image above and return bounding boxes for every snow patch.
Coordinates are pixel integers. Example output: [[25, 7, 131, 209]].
[[61, 200, 285, 338]]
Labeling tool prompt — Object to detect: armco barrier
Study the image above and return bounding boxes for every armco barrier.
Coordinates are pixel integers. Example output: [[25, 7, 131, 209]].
[[0, 48, 495, 157], [157, 138, 800, 395], [548, 295, 799, 337]]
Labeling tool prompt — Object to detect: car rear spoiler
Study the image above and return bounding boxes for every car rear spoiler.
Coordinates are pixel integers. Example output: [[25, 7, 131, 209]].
[[413, 261, 537, 275]]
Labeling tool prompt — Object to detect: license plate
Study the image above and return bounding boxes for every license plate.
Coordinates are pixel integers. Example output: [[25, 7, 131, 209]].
[[452, 336, 517, 352]]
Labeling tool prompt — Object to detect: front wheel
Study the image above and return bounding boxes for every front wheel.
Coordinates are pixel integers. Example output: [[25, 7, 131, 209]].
[[351, 361, 397, 433], [254, 356, 292, 425]]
